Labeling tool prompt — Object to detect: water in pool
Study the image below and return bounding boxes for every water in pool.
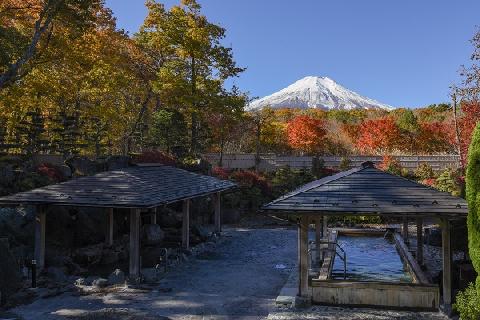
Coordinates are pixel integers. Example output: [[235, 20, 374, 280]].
[[331, 235, 412, 282]]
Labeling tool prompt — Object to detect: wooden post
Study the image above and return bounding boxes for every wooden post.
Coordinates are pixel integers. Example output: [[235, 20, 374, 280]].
[[403, 217, 409, 244], [34, 206, 46, 270], [214, 192, 221, 233], [298, 215, 309, 297], [416, 217, 423, 265], [442, 218, 452, 306], [322, 215, 328, 238], [106, 208, 114, 246], [129, 208, 141, 279], [182, 199, 190, 249], [315, 216, 322, 264], [151, 208, 157, 225]]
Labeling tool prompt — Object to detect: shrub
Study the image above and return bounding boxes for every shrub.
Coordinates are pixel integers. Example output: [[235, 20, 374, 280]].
[[311, 156, 325, 178], [133, 150, 176, 166], [454, 283, 480, 320], [414, 163, 435, 180], [436, 168, 462, 196], [379, 155, 402, 176], [36, 163, 65, 182], [230, 170, 271, 195], [270, 167, 315, 197], [421, 178, 436, 187], [212, 167, 231, 180], [339, 157, 352, 171]]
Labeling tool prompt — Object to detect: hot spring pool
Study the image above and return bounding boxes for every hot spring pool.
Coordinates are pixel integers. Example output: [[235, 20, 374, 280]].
[[331, 235, 412, 282]]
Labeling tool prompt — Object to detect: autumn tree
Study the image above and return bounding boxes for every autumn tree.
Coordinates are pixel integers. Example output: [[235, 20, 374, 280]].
[[286, 115, 327, 155], [137, 0, 244, 155], [356, 116, 400, 154], [0, 0, 100, 89]]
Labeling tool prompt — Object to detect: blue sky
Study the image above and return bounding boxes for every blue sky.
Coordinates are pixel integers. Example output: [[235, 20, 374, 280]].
[[105, 0, 480, 108]]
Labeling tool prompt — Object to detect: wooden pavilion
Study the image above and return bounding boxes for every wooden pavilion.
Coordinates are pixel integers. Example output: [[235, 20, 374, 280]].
[[0, 164, 236, 279], [262, 162, 468, 309]]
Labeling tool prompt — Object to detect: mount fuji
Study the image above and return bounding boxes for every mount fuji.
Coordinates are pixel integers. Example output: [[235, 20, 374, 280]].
[[248, 76, 393, 111]]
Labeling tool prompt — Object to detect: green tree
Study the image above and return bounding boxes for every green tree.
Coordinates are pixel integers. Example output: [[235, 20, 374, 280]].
[[149, 109, 188, 154], [456, 123, 480, 319], [396, 109, 420, 153], [138, 0, 244, 154], [466, 124, 480, 290]]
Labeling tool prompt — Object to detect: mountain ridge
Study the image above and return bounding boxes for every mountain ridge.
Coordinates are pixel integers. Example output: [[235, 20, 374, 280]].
[[248, 76, 394, 111]]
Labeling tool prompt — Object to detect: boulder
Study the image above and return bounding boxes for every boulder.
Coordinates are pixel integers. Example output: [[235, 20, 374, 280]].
[[106, 156, 130, 171], [46, 267, 68, 283], [142, 268, 161, 283], [72, 243, 104, 265], [142, 224, 165, 245], [108, 269, 125, 285], [158, 210, 182, 228], [192, 225, 211, 241], [75, 278, 86, 286], [92, 278, 109, 288]]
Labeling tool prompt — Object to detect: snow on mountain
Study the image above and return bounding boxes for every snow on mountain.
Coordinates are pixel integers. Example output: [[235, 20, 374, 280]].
[[248, 76, 394, 111]]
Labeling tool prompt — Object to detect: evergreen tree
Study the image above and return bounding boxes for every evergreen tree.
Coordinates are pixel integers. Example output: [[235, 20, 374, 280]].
[[15, 108, 49, 155], [466, 123, 480, 291]]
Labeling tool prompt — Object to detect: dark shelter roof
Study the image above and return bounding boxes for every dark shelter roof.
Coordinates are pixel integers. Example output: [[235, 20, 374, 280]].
[[262, 162, 468, 218], [0, 165, 236, 208]]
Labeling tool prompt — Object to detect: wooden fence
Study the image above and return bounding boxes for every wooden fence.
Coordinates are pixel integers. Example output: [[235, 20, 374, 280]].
[[203, 154, 461, 172]]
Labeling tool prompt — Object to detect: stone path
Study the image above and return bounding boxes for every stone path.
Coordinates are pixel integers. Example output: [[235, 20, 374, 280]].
[[11, 227, 297, 320]]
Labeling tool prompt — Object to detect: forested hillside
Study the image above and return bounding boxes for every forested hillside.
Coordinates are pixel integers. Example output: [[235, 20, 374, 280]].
[[1, 0, 480, 164]]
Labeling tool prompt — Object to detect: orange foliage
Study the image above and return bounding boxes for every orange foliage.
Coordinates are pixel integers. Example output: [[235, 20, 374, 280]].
[[459, 101, 480, 164], [286, 115, 327, 154], [418, 121, 455, 153], [355, 117, 400, 154]]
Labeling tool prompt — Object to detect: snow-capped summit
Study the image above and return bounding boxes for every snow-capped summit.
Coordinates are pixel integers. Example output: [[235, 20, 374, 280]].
[[248, 76, 393, 110]]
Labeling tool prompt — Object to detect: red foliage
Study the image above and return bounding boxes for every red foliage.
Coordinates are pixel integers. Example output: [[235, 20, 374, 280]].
[[459, 101, 480, 165], [356, 117, 400, 154], [133, 150, 176, 166], [378, 155, 401, 173], [422, 178, 436, 187], [212, 167, 231, 180], [286, 115, 327, 154], [418, 121, 455, 153], [230, 170, 271, 194], [37, 163, 65, 182]]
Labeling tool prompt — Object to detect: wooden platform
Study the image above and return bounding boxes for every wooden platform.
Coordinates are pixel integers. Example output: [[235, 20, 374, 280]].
[[311, 280, 439, 310]]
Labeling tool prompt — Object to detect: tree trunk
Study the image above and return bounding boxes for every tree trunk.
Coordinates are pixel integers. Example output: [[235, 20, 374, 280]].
[[452, 91, 464, 170]]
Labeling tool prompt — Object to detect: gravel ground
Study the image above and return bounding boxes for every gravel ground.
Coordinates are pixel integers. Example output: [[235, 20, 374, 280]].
[[8, 226, 453, 320], [268, 306, 449, 320], [10, 227, 297, 320]]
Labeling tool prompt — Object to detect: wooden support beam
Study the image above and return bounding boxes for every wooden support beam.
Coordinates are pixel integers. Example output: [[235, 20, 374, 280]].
[[416, 217, 423, 265], [322, 215, 328, 238], [106, 208, 114, 246], [298, 215, 309, 297], [34, 206, 46, 270], [441, 218, 452, 306], [129, 208, 141, 279], [403, 217, 409, 244], [214, 192, 221, 233], [151, 208, 157, 225], [182, 199, 190, 249], [315, 217, 322, 264]]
